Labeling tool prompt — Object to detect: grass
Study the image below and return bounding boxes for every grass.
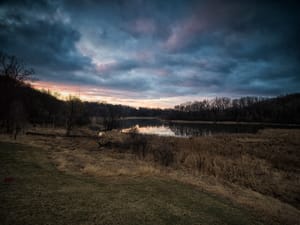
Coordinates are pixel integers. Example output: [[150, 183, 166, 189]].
[[0, 141, 263, 225], [102, 129, 300, 209]]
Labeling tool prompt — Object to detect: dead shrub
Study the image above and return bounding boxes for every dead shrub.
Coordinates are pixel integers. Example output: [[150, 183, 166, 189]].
[[130, 134, 148, 159], [152, 142, 175, 167]]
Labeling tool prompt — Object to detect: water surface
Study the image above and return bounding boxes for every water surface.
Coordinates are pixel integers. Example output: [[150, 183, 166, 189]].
[[119, 118, 298, 137]]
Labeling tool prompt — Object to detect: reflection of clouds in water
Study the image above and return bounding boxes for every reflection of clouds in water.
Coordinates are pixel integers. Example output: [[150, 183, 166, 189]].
[[122, 125, 176, 137], [169, 125, 212, 137], [138, 126, 176, 136], [121, 120, 261, 137]]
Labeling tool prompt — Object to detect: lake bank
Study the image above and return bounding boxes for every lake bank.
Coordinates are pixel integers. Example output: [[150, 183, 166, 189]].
[[120, 117, 300, 127], [167, 119, 300, 127]]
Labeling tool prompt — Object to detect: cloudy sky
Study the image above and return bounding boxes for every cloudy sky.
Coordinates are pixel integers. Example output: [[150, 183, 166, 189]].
[[1, 0, 299, 108]]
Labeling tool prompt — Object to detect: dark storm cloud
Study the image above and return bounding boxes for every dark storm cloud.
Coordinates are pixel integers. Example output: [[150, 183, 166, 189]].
[[0, 0, 299, 101], [0, 0, 91, 80]]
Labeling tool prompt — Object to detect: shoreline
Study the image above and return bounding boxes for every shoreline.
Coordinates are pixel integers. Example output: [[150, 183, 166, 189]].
[[166, 120, 300, 127], [119, 117, 300, 127]]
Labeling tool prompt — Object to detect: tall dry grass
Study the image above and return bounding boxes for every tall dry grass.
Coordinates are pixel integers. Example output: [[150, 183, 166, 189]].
[[2, 128, 299, 225], [99, 129, 300, 209]]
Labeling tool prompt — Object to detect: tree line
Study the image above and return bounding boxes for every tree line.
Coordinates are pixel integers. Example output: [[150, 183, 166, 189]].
[[170, 95, 300, 124]]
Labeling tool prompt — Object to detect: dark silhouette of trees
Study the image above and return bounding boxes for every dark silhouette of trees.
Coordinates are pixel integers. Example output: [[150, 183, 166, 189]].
[[0, 52, 71, 135], [0, 52, 34, 81], [65, 96, 86, 136], [9, 100, 27, 139], [0, 52, 34, 135], [171, 95, 300, 124], [1, 52, 299, 136], [102, 104, 120, 131]]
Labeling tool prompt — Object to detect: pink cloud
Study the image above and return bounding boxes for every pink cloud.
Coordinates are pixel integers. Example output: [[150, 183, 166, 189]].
[[30, 81, 215, 109], [163, 1, 240, 52], [164, 16, 205, 51], [128, 18, 156, 35], [29, 80, 181, 108], [30, 80, 135, 99]]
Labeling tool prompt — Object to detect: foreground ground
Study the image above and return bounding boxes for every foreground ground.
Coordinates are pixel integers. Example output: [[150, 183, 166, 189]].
[[0, 128, 299, 224], [0, 141, 263, 225]]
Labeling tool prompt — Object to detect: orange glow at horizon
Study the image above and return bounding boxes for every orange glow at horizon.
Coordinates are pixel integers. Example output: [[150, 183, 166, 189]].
[[30, 81, 195, 109]]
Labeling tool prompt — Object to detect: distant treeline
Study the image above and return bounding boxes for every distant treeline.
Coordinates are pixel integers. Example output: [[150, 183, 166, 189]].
[[1, 75, 299, 133], [170, 95, 300, 124]]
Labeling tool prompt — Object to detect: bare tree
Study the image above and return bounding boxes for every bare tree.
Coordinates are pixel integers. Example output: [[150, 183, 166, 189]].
[[9, 100, 27, 139], [0, 52, 34, 133], [102, 105, 119, 131], [0, 52, 34, 81], [65, 96, 83, 136]]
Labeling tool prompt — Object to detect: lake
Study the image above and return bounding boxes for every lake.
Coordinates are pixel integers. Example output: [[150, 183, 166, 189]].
[[119, 118, 297, 137]]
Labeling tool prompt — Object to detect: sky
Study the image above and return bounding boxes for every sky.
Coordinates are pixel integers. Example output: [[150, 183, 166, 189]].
[[0, 0, 299, 108]]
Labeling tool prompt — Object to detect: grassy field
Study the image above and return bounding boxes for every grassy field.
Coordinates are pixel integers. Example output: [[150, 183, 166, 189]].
[[0, 141, 264, 225], [101, 129, 300, 208]]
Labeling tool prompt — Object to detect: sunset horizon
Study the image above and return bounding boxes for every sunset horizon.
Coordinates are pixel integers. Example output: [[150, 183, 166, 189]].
[[1, 0, 299, 108], [30, 80, 284, 109]]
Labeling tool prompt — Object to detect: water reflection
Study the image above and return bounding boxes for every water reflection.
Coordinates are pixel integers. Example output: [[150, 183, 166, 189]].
[[122, 125, 176, 136], [119, 119, 262, 137], [121, 124, 258, 137], [169, 124, 213, 137], [118, 118, 296, 137], [168, 123, 260, 137]]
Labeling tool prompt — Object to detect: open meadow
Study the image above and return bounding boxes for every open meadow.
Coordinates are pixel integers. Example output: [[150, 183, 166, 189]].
[[1, 127, 299, 225]]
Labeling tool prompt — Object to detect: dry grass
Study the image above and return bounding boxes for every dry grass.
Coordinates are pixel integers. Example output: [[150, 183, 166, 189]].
[[104, 129, 300, 209], [96, 128, 300, 224], [1, 142, 265, 225], [1, 127, 300, 225], [167, 169, 300, 225]]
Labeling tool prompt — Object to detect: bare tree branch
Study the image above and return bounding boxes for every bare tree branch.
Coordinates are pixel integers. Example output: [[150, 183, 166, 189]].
[[0, 51, 34, 81]]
